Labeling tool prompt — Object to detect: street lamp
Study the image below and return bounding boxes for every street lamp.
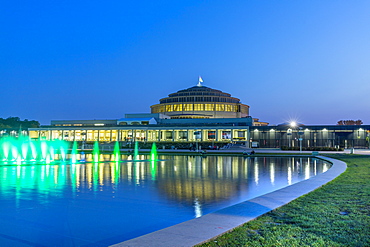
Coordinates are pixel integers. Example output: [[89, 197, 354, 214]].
[[287, 121, 297, 148], [288, 121, 301, 150], [290, 121, 297, 128]]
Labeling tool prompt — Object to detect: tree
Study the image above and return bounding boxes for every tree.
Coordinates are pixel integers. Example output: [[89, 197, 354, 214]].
[[337, 119, 363, 125], [355, 119, 363, 125], [0, 117, 40, 129]]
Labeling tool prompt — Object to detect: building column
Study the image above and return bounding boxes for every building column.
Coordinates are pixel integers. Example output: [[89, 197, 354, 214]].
[[117, 130, 121, 141], [245, 130, 249, 147]]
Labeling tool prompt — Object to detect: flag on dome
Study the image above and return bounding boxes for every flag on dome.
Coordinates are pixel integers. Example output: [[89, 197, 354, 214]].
[[197, 76, 203, 86]]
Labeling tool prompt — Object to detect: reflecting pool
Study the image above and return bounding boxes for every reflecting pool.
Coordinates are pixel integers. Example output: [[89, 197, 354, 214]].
[[0, 155, 330, 246]]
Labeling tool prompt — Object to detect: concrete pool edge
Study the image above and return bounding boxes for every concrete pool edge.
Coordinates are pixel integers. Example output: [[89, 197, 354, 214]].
[[111, 156, 347, 247]]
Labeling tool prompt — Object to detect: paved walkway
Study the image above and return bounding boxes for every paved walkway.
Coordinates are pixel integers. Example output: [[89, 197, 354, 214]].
[[111, 154, 348, 247]]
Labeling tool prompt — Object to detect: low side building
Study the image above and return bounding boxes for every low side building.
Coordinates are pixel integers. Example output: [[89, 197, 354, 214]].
[[28, 122, 370, 149], [249, 124, 370, 149]]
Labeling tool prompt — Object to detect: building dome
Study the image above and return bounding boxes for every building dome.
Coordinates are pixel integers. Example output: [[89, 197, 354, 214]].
[[150, 84, 250, 119]]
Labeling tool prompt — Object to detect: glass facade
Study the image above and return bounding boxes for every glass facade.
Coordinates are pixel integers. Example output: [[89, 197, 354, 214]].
[[28, 125, 370, 149], [249, 126, 370, 149], [151, 103, 248, 114], [150, 85, 250, 118], [29, 127, 250, 143]]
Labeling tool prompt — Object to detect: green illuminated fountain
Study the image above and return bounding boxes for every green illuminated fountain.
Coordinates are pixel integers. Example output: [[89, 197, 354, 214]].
[[133, 141, 139, 160], [150, 143, 158, 180], [150, 142, 157, 161], [113, 141, 120, 162], [93, 141, 100, 163], [0, 136, 68, 164]]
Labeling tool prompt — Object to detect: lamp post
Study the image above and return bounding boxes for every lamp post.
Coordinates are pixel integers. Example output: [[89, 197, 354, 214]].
[[287, 129, 292, 148], [298, 127, 304, 153], [194, 131, 200, 151]]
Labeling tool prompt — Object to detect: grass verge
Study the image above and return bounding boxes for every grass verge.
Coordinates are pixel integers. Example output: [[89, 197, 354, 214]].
[[198, 154, 370, 247]]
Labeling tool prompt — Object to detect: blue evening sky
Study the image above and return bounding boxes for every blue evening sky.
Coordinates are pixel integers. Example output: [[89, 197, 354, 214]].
[[1, 0, 369, 125]]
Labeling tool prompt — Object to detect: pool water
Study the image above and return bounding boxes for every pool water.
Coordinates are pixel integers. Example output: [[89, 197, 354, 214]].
[[0, 155, 329, 246]]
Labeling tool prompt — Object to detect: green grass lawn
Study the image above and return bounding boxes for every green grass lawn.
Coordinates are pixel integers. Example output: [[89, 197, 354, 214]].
[[198, 154, 370, 247]]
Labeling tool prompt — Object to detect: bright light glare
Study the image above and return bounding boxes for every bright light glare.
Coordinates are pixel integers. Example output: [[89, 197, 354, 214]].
[[290, 121, 297, 127]]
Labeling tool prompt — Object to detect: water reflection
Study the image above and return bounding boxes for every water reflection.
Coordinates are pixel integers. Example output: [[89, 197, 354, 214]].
[[270, 162, 275, 185], [0, 156, 330, 205], [0, 155, 330, 245], [194, 197, 202, 218]]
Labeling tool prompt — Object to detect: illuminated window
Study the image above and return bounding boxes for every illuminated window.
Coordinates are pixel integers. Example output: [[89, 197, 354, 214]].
[[222, 131, 231, 139], [183, 104, 193, 111], [225, 104, 232, 111], [165, 105, 173, 112], [165, 131, 173, 139], [111, 131, 117, 141], [173, 104, 183, 111], [153, 105, 165, 113], [237, 131, 245, 138], [216, 104, 225, 111], [205, 104, 214, 111], [179, 131, 187, 139], [29, 131, 38, 138], [208, 131, 216, 139], [194, 104, 203, 111]]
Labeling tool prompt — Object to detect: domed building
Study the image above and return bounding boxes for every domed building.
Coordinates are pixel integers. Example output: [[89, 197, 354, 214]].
[[28, 78, 370, 149], [150, 84, 249, 119]]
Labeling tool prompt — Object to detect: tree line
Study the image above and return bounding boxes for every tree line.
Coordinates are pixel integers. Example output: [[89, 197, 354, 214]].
[[0, 117, 40, 129], [337, 119, 363, 125]]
